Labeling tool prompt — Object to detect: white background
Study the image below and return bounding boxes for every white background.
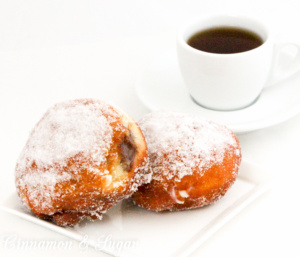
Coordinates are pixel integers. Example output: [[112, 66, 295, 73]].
[[0, 0, 299, 256]]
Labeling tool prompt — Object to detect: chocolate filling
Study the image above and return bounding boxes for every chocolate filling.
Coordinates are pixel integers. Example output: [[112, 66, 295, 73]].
[[120, 134, 137, 171]]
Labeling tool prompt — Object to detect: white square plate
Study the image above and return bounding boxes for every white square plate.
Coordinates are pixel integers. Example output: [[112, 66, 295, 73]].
[[0, 160, 273, 257]]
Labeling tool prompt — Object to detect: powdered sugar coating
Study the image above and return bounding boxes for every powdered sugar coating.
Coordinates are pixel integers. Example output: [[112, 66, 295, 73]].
[[139, 111, 239, 182], [17, 100, 117, 170], [133, 111, 241, 211], [15, 99, 149, 226]]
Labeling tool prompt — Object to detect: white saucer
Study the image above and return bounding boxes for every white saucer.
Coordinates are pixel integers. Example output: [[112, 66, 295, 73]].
[[136, 49, 300, 133]]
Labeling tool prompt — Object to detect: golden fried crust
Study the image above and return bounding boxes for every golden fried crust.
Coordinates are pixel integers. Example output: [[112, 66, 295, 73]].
[[133, 138, 241, 211], [132, 111, 242, 212], [15, 99, 150, 226]]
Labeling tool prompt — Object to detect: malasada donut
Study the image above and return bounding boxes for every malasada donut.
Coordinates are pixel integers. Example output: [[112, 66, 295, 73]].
[[132, 111, 241, 211], [15, 99, 150, 226]]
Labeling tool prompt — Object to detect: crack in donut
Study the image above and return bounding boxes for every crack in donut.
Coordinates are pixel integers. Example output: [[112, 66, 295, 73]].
[[119, 133, 137, 172]]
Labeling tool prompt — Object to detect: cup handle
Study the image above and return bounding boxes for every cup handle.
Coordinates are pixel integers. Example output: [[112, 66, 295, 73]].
[[266, 38, 300, 87]]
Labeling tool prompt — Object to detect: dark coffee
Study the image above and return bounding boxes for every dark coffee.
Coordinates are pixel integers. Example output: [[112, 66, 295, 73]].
[[187, 27, 263, 54]]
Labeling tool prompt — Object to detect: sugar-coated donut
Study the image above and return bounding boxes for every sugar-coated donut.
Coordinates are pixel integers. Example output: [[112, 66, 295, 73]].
[[132, 111, 241, 211], [15, 99, 150, 226]]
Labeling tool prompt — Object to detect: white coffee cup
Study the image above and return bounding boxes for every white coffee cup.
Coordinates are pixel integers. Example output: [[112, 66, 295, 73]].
[[177, 14, 300, 111]]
